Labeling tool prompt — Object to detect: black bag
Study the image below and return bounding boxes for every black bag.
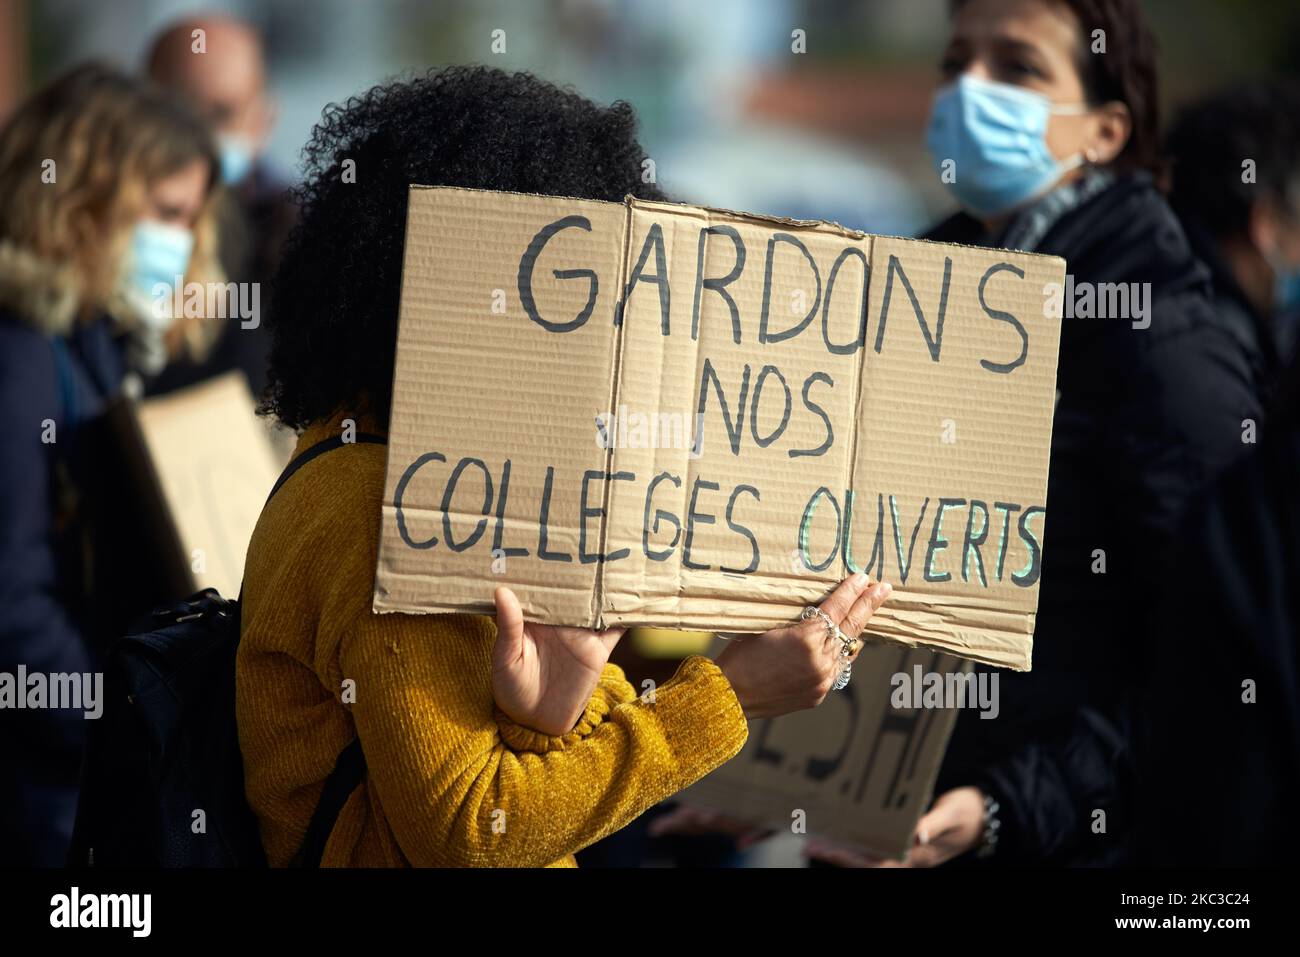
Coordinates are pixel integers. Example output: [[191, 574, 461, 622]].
[[68, 433, 383, 867]]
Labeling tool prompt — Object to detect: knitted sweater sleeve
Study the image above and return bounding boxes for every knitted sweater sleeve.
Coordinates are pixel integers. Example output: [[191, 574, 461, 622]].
[[339, 610, 748, 866]]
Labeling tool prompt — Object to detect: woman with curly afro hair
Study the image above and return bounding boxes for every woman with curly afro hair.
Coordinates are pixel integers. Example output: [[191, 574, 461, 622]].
[[236, 65, 886, 867]]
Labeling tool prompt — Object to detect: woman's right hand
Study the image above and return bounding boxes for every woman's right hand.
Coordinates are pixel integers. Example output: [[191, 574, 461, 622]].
[[715, 574, 891, 720], [491, 586, 625, 737]]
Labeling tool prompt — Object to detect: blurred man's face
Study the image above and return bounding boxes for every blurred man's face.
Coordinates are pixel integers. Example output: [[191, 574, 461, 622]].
[[149, 21, 274, 184], [172, 53, 271, 149]]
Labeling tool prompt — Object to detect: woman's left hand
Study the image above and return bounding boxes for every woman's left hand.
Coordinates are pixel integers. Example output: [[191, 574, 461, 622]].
[[802, 786, 987, 868], [491, 586, 626, 737]]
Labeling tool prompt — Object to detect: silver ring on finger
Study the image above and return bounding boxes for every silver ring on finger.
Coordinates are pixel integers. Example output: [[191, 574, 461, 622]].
[[833, 660, 852, 691], [801, 605, 840, 646]]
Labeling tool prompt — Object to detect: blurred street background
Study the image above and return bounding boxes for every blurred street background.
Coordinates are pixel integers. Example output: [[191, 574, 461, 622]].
[[4, 0, 1296, 239]]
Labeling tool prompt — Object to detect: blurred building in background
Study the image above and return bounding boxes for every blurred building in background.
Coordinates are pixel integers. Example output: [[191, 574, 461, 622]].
[[3, 0, 1298, 235]]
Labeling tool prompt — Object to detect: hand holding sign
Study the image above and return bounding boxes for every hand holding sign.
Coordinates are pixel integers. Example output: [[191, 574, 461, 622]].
[[715, 573, 889, 719], [491, 586, 625, 737]]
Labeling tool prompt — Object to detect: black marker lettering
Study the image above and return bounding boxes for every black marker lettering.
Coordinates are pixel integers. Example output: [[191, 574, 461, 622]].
[[683, 477, 720, 571], [822, 246, 869, 356], [691, 225, 746, 343], [979, 262, 1029, 373], [759, 233, 821, 345], [961, 499, 989, 586], [924, 498, 965, 583], [440, 457, 493, 553], [1012, 506, 1046, 587], [722, 484, 761, 574], [491, 459, 529, 558], [791, 371, 834, 458], [394, 451, 446, 549], [616, 222, 670, 334], [642, 471, 682, 562], [697, 357, 751, 455], [874, 254, 951, 362], [518, 216, 598, 333], [749, 364, 792, 449], [538, 466, 573, 562]]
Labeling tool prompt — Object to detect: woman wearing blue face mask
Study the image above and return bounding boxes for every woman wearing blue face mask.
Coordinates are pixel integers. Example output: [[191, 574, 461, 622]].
[[801, 0, 1270, 870], [0, 63, 222, 866]]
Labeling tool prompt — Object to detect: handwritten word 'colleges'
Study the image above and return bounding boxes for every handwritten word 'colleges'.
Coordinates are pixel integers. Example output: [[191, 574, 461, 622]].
[[392, 453, 1043, 589]]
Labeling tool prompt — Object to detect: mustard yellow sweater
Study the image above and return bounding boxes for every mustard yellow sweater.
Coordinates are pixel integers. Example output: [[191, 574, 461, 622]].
[[235, 414, 749, 867]]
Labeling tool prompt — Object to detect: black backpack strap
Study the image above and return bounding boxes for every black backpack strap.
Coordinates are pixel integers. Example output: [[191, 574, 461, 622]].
[[240, 431, 386, 603], [243, 431, 387, 598], [258, 430, 382, 867], [294, 738, 367, 868], [266, 432, 386, 504]]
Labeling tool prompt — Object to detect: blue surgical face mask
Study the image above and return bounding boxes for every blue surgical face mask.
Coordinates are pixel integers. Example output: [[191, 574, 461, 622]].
[[123, 219, 194, 316], [926, 73, 1090, 217], [217, 134, 255, 185]]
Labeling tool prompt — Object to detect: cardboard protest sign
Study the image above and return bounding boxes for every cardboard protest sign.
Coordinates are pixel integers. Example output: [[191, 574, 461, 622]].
[[126, 372, 282, 598], [375, 186, 1064, 670], [682, 639, 972, 860]]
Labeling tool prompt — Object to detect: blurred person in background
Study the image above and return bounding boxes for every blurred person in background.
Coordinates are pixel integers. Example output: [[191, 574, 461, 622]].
[[0, 63, 223, 865], [144, 13, 294, 398], [237, 64, 891, 867], [1167, 81, 1300, 391]]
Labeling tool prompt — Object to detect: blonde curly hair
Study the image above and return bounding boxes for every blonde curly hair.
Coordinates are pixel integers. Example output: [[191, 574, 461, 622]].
[[0, 61, 225, 357]]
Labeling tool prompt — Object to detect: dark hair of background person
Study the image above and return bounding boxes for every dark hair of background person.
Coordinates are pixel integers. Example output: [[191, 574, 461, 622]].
[[1166, 81, 1300, 238], [950, 0, 1162, 175], [260, 65, 666, 432]]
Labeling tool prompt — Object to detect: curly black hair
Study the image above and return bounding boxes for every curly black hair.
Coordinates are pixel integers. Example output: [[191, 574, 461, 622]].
[[261, 65, 666, 431]]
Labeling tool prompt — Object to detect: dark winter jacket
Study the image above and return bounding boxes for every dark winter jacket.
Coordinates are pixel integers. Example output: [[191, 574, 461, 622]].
[[927, 173, 1266, 865], [0, 240, 127, 866], [1133, 370, 1300, 866]]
